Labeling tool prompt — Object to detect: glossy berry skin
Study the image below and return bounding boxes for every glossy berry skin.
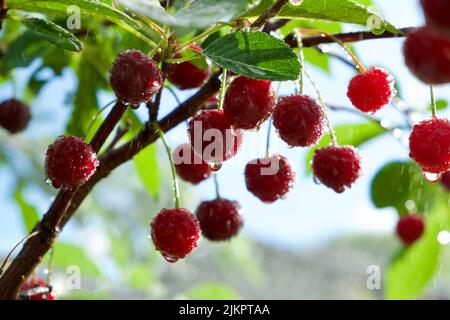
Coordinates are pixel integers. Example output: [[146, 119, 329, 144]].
[[421, 0, 450, 36], [167, 46, 210, 90], [273, 95, 325, 147], [396, 214, 425, 245], [245, 154, 295, 203], [312, 146, 362, 193], [223, 76, 276, 130], [45, 136, 99, 191], [440, 171, 450, 190], [110, 50, 162, 106], [150, 208, 201, 263], [196, 198, 244, 241], [188, 109, 244, 164], [347, 67, 395, 113], [20, 279, 56, 300], [409, 117, 450, 174], [173, 143, 213, 185], [404, 27, 450, 84], [0, 99, 31, 134]]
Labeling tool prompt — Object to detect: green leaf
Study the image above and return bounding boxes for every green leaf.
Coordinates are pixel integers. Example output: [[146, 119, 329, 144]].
[[186, 282, 240, 300], [305, 121, 385, 173], [371, 162, 437, 214], [134, 144, 160, 198], [13, 188, 40, 233], [385, 199, 450, 299], [428, 99, 448, 111], [22, 17, 83, 52], [202, 31, 300, 81], [51, 242, 102, 277]]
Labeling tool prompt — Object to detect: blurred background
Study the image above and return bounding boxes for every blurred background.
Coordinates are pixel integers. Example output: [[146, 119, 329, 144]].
[[1, 0, 450, 299]]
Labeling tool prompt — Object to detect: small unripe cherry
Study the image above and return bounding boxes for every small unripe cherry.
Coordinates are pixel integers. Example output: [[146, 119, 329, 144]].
[[223, 76, 276, 130], [150, 208, 201, 263], [273, 95, 325, 147], [173, 143, 213, 185], [0, 98, 31, 134], [396, 214, 425, 245], [110, 50, 162, 106]]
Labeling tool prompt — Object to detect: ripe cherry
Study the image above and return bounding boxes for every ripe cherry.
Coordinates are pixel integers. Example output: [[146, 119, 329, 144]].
[[173, 143, 213, 185], [20, 278, 56, 300], [409, 117, 450, 174], [273, 95, 325, 147], [196, 198, 244, 241], [312, 146, 362, 193], [396, 214, 425, 245], [188, 109, 244, 164], [0, 98, 31, 134], [150, 208, 201, 263], [404, 26, 450, 84], [223, 76, 276, 130], [110, 50, 162, 106], [45, 135, 99, 191], [347, 67, 395, 113], [245, 154, 296, 203], [421, 0, 450, 36]]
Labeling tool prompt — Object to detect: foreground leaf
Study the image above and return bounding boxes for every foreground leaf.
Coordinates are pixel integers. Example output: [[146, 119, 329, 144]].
[[134, 144, 160, 199]]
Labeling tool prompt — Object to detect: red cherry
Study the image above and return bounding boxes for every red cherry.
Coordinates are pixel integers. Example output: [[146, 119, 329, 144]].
[[173, 143, 214, 185], [312, 146, 362, 193], [45, 136, 99, 191], [347, 67, 395, 113], [223, 76, 276, 130], [404, 26, 450, 84], [421, 0, 450, 36], [110, 50, 162, 106], [20, 278, 56, 300], [0, 98, 31, 134], [188, 109, 244, 163], [245, 154, 296, 203], [409, 117, 450, 174], [150, 208, 200, 263], [273, 95, 325, 147], [196, 198, 244, 241], [396, 214, 425, 245]]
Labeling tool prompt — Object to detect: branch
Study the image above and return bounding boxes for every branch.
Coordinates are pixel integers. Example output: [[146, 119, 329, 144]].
[[0, 0, 7, 31], [251, 0, 289, 29]]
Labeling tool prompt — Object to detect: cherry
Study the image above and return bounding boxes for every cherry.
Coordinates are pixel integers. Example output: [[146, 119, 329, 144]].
[[223, 76, 276, 130], [312, 146, 362, 193], [409, 117, 450, 174], [404, 26, 450, 84], [173, 143, 214, 185], [45, 135, 99, 191], [347, 67, 395, 113], [440, 171, 450, 190], [196, 198, 244, 241], [421, 0, 450, 36], [150, 208, 201, 263], [20, 278, 56, 300], [396, 214, 425, 245], [188, 109, 244, 164], [167, 45, 210, 90], [244, 154, 296, 203], [0, 98, 31, 134], [273, 94, 325, 147], [109, 50, 162, 106]]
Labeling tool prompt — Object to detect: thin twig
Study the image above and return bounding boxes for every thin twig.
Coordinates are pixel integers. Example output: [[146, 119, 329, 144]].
[[251, 0, 289, 29]]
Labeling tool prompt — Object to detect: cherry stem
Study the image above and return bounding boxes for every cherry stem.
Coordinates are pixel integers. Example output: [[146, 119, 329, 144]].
[[217, 69, 228, 111], [304, 68, 338, 146], [0, 231, 40, 276], [46, 247, 54, 284], [265, 117, 273, 158], [430, 85, 437, 117], [83, 99, 118, 141], [294, 30, 304, 94], [154, 122, 180, 208], [213, 174, 221, 199]]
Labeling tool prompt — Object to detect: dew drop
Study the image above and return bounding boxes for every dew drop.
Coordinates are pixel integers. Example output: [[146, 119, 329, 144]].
[[313, 176, 321, 185], [423, 171, 441, 183], [210, 162, 222, 172], [162, 254, 179, 263], [45, 178, 52, 186]]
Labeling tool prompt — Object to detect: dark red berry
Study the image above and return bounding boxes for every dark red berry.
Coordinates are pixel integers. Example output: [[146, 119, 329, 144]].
[[20, 278, 56, 300], [188, 109, 244, 163], [421, 0, 450, 36], [173, 143, 213, 185], [404, 26, 450, 84], [312, 146, 362, 193], [396, 214, 425, 245], [45, 135, 99, 191], [245, 154, 295, 203], [167, 46, 210, 90], [110, 50, 162, 106], [196, 198, 244, 241], [409, 117, 450, 174], [347, 67, 395, 113], [223, 76, 276, 130], [440, 171, 450, 190], [0, 99, 31, 134], [150, 208, 200, 263], [273, 95, 325, 147]]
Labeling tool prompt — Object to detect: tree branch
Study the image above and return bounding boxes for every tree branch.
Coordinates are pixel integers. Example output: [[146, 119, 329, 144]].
[[251, 0, 290, 29], [0, 0, 7, 31]]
